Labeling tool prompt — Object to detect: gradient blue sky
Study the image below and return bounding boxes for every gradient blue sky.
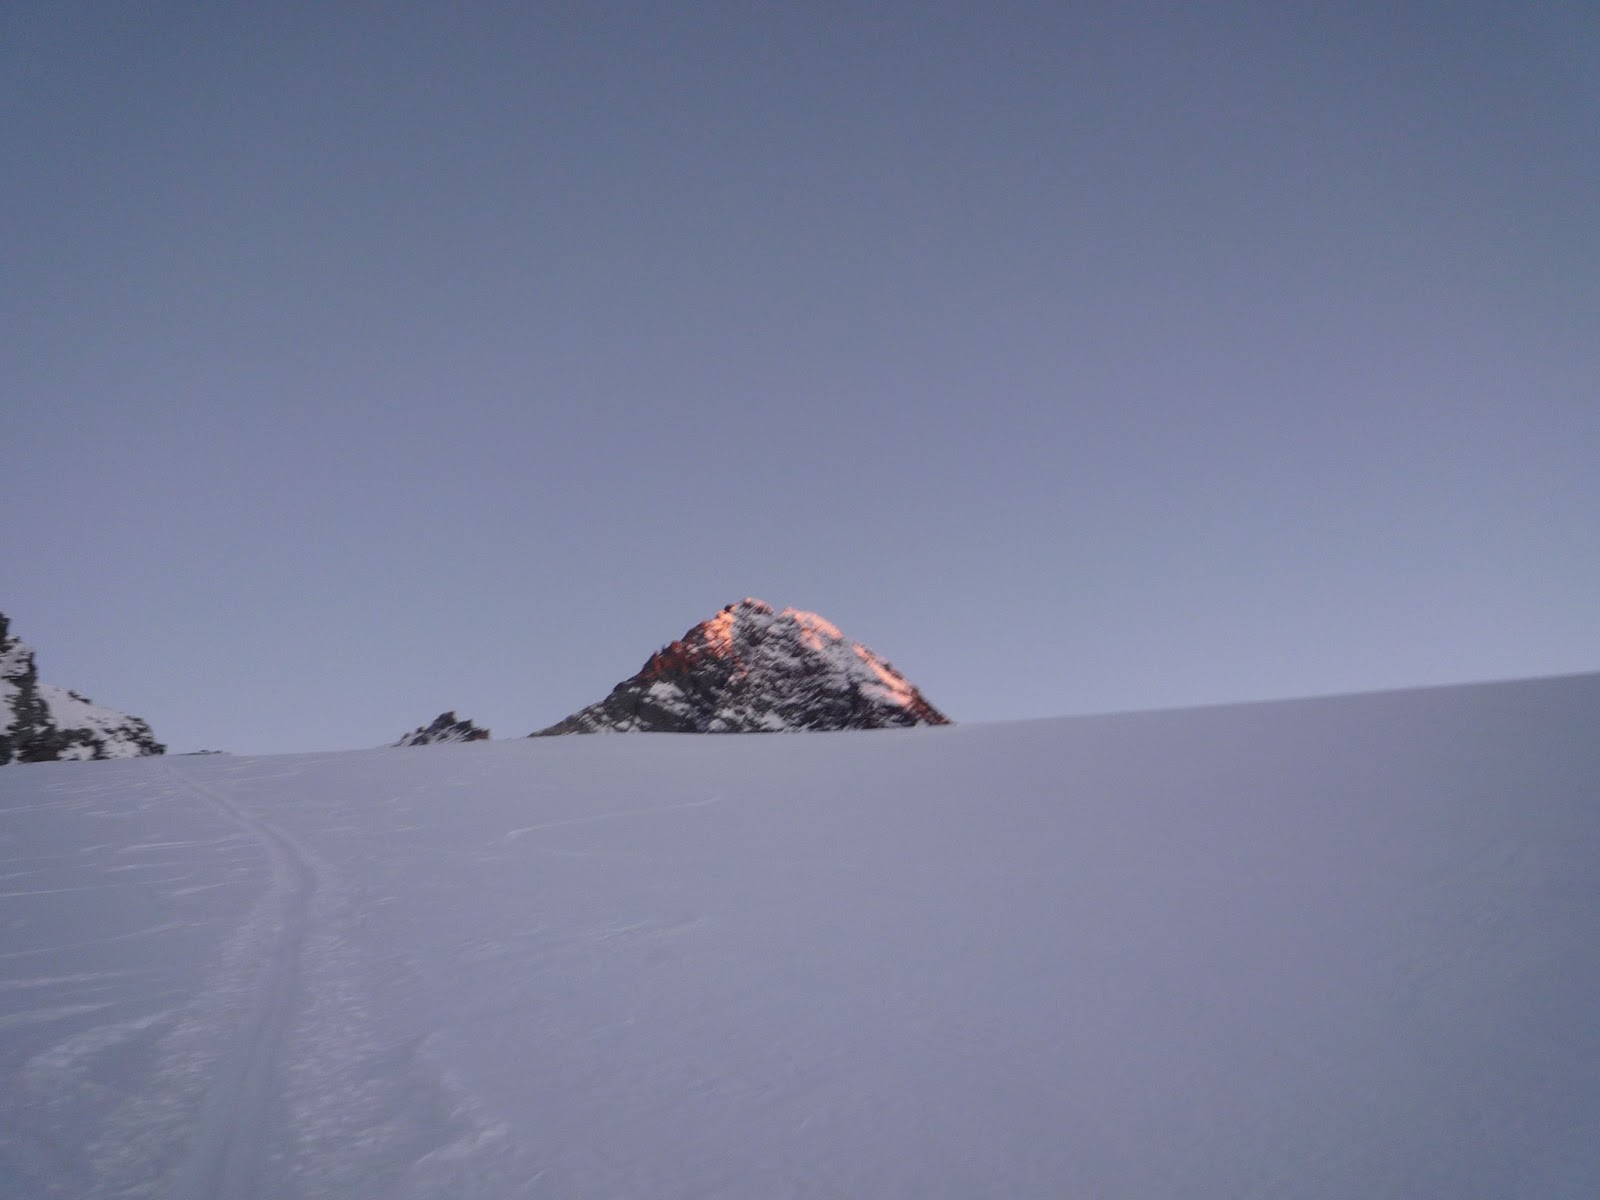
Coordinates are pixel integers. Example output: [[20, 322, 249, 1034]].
[[5, 3, 1597, 754]]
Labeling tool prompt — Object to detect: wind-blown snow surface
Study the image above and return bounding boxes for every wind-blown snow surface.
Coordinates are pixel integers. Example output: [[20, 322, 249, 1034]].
[[3, 674, 1599, 1198]]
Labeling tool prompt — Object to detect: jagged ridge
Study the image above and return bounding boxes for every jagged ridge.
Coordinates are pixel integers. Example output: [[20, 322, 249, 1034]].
[[533, 599, 950, 735], [394, 711, 491, 747], [1, 613, 165, 764]]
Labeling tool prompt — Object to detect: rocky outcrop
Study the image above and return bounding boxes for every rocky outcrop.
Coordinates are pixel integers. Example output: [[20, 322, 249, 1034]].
[[1, 613, 165, 764], [394, 711, 491, 747], [533, 599, 950, 735]]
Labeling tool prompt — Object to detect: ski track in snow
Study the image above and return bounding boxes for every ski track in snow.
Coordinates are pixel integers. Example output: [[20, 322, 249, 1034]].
[[148, 759, 532, 1200], [6, 675, 1600, 1198], [159, 760, 318, 1200], [0, 770, 272, 1197]]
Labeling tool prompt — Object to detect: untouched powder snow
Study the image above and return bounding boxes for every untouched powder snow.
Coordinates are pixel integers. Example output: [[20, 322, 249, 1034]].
[[3, 673, 1599, 1197]]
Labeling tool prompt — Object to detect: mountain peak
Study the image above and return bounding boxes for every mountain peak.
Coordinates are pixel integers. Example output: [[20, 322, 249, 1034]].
[[534, 600, 950, 735]]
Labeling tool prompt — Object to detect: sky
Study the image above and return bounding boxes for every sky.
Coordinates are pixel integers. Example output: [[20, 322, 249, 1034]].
[[4, 2, 1597, 755]]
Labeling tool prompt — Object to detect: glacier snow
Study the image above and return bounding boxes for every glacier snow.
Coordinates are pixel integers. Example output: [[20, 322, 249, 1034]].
[[3, 673, 1598, 1197]]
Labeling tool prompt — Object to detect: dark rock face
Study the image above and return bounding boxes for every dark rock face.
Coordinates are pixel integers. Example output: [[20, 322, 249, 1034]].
[[1, 613, 166, 764], [533, 599, 950, 736], [394, 711, 492, 747]]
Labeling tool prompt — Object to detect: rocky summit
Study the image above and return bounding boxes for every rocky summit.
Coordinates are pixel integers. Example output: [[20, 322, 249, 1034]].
[[393, 711, 492, 747], [1, 613, 165, 764], [533, 598, 950, 735]]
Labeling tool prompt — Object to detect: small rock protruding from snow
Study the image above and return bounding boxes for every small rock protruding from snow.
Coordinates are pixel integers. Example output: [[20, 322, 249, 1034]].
[[533, 598, 950, 735], [393, 711, 492, 747], [1, 612, 166, 764]]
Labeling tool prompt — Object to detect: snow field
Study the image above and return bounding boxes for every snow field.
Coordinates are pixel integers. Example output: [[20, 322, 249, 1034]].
[[3, 673, 1599, 1197]]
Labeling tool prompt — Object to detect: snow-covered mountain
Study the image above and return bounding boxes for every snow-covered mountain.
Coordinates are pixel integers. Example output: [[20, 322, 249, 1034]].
[[393, 711, 491, 747], [3, 673, 1597, 1197], [0, 613, 164, 764], [534, 598, 950, 735]]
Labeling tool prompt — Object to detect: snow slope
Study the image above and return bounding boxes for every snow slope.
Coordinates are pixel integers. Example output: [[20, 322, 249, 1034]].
[[3, 673, 1598, 1198]]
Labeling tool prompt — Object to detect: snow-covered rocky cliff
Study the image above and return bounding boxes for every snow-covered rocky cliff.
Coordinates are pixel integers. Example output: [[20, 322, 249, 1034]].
[[534, 598, 950, 735], [0, 613, 165, 764], [393, 711, 491, 747]]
